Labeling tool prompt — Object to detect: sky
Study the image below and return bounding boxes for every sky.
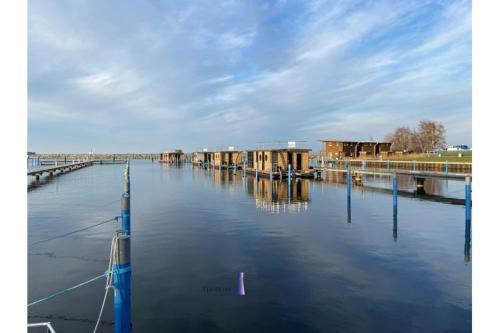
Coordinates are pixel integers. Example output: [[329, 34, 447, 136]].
[[28, 0, 471, 153]]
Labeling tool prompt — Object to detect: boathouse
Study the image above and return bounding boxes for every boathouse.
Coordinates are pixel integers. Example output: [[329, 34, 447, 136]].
[[246, 148, 312, 178], [160, 149, 184, 163], [319, 140, 392, 159], [214, 150, 243, 168]]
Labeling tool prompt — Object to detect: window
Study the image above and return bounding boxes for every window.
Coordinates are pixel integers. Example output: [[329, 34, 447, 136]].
[[265, 155, 268, 162]]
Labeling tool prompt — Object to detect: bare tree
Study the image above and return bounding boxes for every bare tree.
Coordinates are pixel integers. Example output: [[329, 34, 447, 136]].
[[417, 120, 446, 153], [384, 127, 413, 152]]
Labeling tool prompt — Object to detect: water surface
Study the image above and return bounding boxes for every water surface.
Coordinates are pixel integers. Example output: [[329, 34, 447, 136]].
[[28, 161, 471, 332]]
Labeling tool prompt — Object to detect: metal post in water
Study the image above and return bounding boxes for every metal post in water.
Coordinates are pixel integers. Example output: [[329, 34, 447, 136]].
[[121, 193, 131, 234], [243, 161, 246, 178], [393, 174, 398, 218], [347, 169, 351, 223], [288, 163, 291, 185], [113, 234, 131, 333], [445, 161, 449, 176], [413, 160, 416, 172], [465, 177, 471, 224], [256, 160, 258, 182]]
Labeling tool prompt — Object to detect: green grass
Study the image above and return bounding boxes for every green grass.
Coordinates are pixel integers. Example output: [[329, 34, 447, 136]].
[[387, 154, 472, 163]]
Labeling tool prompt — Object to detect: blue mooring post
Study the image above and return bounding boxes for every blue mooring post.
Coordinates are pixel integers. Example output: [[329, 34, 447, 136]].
[[465, 177, 471, 224], [256, 160, 259, 182], [393, 174, 398, 217], [288, 163, 291, 185], [445, 161, 449, 176], [114, 234, 131, 333], [243, 161, 246, 178], [347, 169, 351, 223], [412, 160, 416, 172]]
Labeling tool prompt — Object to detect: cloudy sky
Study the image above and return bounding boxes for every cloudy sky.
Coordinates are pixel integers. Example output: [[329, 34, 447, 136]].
[[28, 0, 471, 153]]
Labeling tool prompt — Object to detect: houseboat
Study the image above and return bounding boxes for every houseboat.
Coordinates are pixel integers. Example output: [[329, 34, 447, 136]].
[[246, 148, 314, 178], [193, 151, 214, 167], [214, 150, 243, 169], [160, 149, 185, 163]]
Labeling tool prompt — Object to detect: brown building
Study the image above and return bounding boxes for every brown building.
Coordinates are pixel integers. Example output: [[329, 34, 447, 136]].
[[160, 149, 184, 163], [246, 148, 312, 177], [320, 140, 392, 159], [214, 150, 243, 168]]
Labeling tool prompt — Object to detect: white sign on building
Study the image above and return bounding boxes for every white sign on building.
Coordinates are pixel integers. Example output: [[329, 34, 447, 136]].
[[288, 141, 296, 148]]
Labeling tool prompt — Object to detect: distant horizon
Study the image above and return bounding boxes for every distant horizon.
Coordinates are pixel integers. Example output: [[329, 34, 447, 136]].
[[28, 1, 471, 152]]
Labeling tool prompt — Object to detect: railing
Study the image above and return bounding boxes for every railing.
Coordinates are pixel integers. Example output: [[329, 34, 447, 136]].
[[27, 322, 56, 333]]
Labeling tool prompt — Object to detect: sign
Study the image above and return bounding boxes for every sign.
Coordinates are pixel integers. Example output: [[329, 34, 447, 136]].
[[288, 141, 296, 148], [228, 146, 235, 151]]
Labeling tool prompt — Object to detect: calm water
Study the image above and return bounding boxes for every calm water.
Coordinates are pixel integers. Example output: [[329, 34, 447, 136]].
[[28, 161, 471, 333]]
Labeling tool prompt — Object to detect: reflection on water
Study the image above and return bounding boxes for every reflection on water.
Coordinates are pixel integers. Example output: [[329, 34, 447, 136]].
[[28, 162, 471, 333], [245, 177, 309, 214]]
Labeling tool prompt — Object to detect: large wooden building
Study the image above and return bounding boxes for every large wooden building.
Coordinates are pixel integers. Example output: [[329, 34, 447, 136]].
[[160, 150, 184, 163], [320, 140, 392, 159], [246, 148, 313, 178]]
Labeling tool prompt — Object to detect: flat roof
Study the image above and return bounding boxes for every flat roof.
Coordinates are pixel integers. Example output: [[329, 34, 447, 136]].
[[247, 148, 311, 152], [319, 140, 392, 144]]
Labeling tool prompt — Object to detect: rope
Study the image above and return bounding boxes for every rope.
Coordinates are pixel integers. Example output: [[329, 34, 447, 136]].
[[30, 216, 120, 246], [92, 235, 118, 333], [28, 272, 109, 307]]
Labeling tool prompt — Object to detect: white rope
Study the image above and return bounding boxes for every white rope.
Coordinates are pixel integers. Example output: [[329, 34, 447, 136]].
[[92, 235, 118, 333]]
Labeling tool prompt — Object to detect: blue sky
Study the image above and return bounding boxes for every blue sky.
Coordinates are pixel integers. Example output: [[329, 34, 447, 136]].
[[28, 0, 471, 153]]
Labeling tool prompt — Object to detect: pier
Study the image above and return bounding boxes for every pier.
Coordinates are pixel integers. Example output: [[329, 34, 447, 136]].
[[27, 160, 127, 182]]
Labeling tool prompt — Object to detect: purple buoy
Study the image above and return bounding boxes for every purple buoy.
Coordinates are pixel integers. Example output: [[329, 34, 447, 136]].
[[237, 272, 245, 296]]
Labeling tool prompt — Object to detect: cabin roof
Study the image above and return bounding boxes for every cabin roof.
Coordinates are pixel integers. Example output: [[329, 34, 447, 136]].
[[247, 148, 311, 152]]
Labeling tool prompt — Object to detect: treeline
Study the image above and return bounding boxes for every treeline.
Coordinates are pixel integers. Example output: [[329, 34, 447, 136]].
[[384, 120, 446, 153]]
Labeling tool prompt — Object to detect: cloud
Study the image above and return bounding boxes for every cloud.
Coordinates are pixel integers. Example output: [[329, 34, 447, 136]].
[[28, 0, 471, 152]]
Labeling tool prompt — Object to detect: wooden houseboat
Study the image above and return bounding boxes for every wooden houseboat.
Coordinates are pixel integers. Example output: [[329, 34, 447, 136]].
[[214, 150, 243, 169], [193, 151, 214, 166], [160, 149, 184, 163], [246, 148, 314, 178]]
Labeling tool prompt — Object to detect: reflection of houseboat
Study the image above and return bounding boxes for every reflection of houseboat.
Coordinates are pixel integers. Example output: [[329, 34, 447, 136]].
[[214, 150, 243, 169], [193, 151, 214, 167], [246, 148, 314, 178], [160, 150, 184, 163], [246, 177, 310, 213]]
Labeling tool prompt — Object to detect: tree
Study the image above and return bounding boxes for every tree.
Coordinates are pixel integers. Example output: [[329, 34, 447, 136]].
[[417, 120, 446, 153], [384, 127, 413, 152]]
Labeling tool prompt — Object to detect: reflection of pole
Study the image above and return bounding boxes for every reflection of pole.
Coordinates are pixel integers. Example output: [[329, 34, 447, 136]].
[[347, 169, 351, 223], [464, 213, 471, 262]]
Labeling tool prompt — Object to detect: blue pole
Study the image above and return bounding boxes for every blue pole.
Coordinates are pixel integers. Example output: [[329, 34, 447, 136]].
[[465, 177, 471, 223], [114, 234, 131, 333], [121, 193, 131, 233], [288, 163, 291, 185], [269, 163, 272, 182], [393, 174, 398, 216], [413, 160, 416, 172], [243, 160, 246, 178], [445, 161, 449, 176], [256, 159, 259, 182], [347, 169, 351, 223]]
